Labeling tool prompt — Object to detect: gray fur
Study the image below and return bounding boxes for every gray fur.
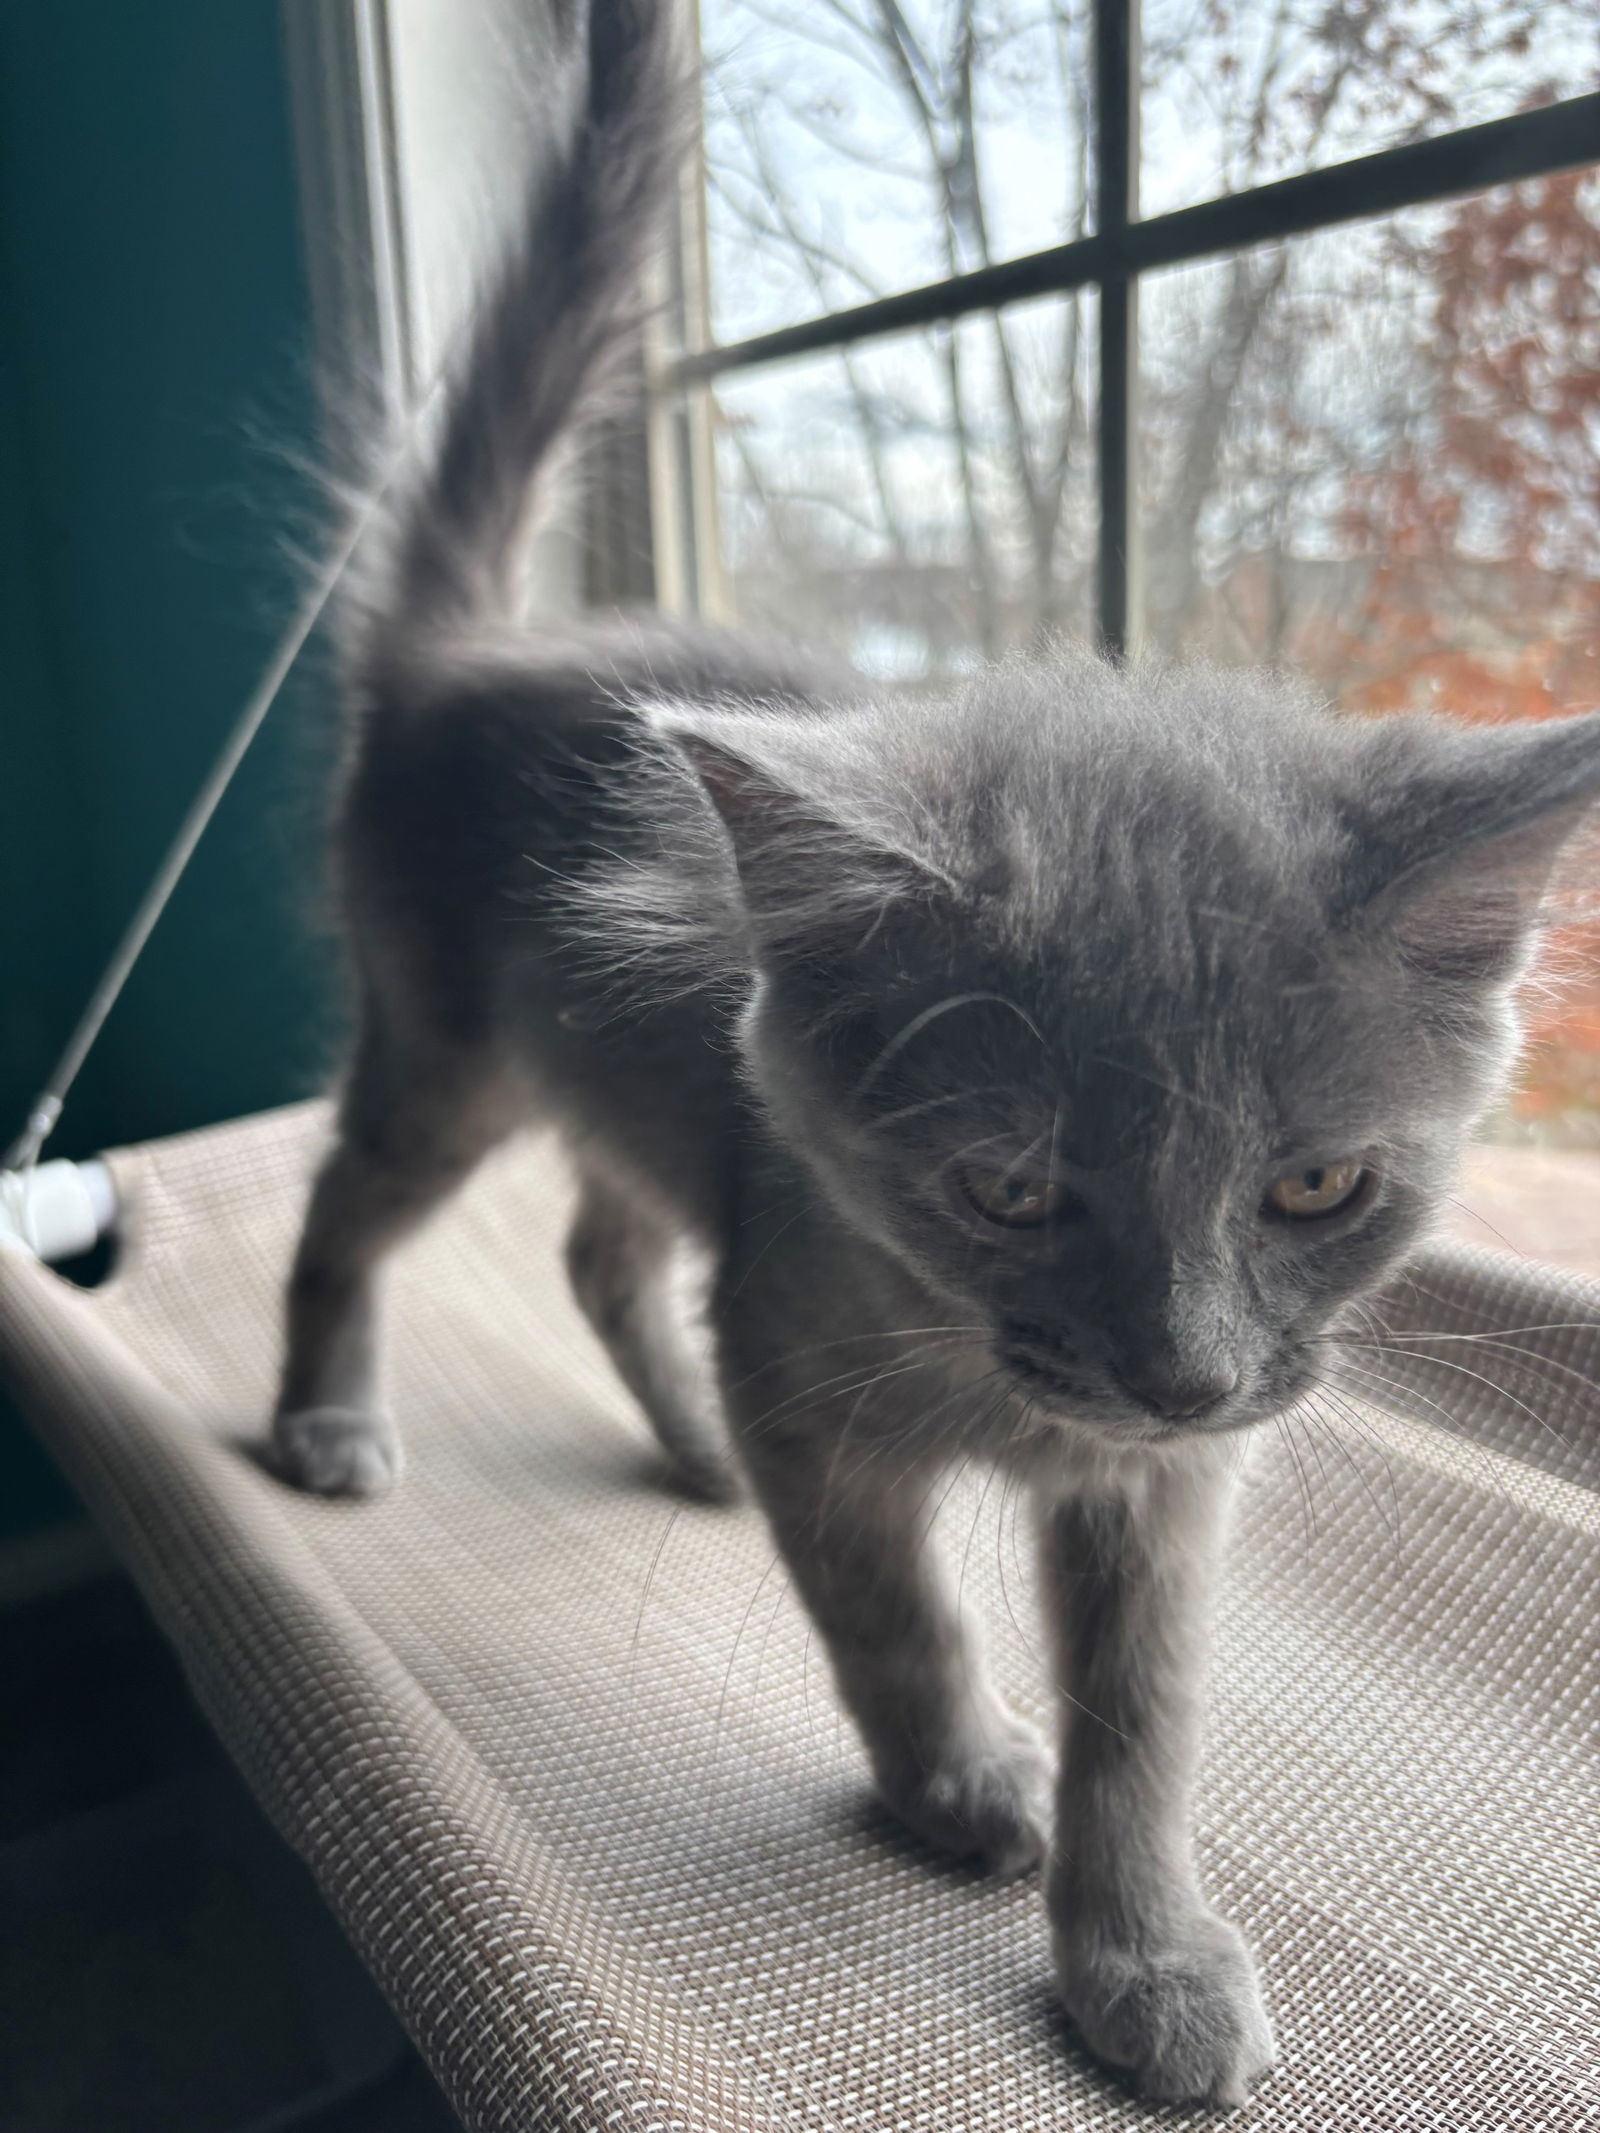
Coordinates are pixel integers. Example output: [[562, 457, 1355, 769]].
[[274, 0, 1600, 2105]]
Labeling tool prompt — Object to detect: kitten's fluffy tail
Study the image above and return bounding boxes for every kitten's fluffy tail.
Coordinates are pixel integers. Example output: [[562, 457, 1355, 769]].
[[369, 0, 687, 661]]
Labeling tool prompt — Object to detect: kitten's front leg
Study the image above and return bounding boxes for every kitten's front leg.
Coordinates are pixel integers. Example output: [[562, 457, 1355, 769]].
[[1043, 1448, 1274, 2108], [736, 1415, 1051, 1879]]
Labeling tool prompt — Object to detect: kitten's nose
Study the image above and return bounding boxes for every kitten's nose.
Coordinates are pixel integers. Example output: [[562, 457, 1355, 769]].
[[1114, 1363, 1238, 1421]]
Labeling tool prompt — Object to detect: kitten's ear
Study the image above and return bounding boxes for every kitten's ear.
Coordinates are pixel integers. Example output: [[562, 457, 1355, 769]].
[[656, 711, 954, 954], [1348, 711, 1600, 984]]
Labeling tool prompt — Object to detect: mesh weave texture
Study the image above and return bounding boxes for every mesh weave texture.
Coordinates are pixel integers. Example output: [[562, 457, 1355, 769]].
[[1, 1102, 1596, 2130]]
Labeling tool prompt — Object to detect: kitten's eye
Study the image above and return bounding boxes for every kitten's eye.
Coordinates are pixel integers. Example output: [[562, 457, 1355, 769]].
[[961, 1165, 1076, 1228], [1265, 1161, 1368, 1220]]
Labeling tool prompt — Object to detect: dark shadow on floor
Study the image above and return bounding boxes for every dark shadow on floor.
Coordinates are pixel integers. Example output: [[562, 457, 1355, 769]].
[[0, 1572, 462, 2132]]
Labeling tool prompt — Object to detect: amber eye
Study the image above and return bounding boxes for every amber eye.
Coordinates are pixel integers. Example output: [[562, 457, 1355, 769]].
[[961, 1166, 1075, 1229], [1265, 1161, 1368, 1220]]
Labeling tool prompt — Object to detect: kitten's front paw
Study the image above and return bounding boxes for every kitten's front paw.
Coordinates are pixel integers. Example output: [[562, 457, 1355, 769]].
[[1055, 1906, 1274, 2108], [883, 1722, 1053, 1879], [274, 1406, 401, 1499], [665, 1447, 744, 1506]]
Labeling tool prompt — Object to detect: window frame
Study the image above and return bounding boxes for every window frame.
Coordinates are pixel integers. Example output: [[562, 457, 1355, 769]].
[[670, 2, 1600, 654]]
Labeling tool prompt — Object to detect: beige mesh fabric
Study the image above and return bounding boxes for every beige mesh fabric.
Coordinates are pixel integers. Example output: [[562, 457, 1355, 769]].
[[0, 1102, 1596, 2131]]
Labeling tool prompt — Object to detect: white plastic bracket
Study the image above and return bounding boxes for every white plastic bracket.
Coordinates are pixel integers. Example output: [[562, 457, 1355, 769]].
[[0, 1160, 118, 1263]]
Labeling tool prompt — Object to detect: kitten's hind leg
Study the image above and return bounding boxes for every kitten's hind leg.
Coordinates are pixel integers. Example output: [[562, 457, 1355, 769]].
[[274, 1019, 523, 1498], [564, 1163, 737, 1504]]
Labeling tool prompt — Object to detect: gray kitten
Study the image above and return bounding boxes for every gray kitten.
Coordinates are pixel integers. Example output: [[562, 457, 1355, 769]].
[[274, 0, 1600, 2105]]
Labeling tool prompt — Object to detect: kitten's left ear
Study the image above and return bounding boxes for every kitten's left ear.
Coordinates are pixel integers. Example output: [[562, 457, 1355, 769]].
[[1347, 711, 1600, 984]]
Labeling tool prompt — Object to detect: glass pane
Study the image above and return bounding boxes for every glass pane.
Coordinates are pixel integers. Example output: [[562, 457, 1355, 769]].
[[1141, 1, 1600, 220], [701, 0, 1093, 346], [712, 292, 1097, 677], [1138, 176, 1600, 1145]]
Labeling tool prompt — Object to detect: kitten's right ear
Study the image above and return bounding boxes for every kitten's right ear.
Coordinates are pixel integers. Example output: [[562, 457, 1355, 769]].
[[669, 728, 847, 879], [654, 710, 955, 956]]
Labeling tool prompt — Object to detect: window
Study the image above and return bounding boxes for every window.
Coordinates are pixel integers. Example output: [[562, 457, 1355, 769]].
[[661, 2, 1600, 1161]]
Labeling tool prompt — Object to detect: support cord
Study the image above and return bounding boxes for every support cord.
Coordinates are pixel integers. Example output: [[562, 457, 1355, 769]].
[[1, 496, 379, 1177]]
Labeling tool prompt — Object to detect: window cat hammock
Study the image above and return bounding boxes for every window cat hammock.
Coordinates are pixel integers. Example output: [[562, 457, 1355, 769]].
[[1, 566, 1597, 2128]]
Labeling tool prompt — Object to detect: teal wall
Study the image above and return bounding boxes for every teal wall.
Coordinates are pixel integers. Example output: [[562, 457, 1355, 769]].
[[0, 5, 335, 1535]]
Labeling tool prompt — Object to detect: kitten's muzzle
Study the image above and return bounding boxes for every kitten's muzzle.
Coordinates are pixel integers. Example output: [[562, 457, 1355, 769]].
[[999, 1324, 1248, 1434], [1110, 1361, 1239, 1423]]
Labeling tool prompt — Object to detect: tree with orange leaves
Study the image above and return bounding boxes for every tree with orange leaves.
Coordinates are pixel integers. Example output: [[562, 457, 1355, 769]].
[[1332, 172, 1600, 1130], [1336, 171, 1600, 728]]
